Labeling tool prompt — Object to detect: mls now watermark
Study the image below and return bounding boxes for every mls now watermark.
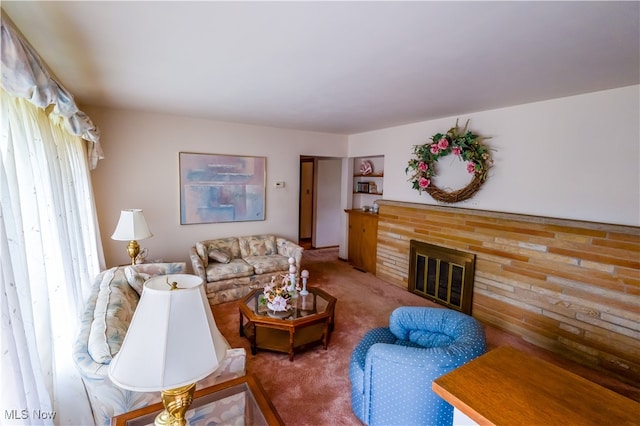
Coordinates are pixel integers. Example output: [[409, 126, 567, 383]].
[[5, 409, 57, 421]]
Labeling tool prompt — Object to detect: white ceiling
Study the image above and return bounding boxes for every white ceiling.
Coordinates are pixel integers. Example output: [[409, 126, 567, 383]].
[[2, 1, 638, 135]]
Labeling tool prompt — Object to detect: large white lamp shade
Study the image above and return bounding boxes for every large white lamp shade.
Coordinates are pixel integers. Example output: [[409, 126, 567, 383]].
[[108, 274, 228, 392]]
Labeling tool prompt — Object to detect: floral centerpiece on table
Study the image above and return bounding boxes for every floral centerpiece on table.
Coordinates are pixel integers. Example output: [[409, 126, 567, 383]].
[[405, 119, 492, 203], [261, 274, 300, 312]]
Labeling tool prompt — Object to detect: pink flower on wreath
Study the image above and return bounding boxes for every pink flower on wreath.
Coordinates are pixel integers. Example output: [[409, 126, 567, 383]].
[[430, 144, 440, 154], [437, 138, 449, 150], [467, 162, 477, 174], [452, 146, 462, 156], [418, 161, 428, 172], [419, 177, 430, 188]]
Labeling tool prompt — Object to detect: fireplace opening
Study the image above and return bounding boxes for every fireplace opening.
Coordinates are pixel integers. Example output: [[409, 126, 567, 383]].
[[408, 240, 476, 315]]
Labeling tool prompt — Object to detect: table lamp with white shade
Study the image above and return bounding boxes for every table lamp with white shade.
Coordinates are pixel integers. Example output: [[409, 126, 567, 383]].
[[108, 274, 228, 426], [111, 209, 153, 265]]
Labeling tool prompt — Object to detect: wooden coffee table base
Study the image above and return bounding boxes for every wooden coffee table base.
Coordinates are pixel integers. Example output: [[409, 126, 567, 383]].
[[238, 287, 336, 361], [242, 320, 329, 361]]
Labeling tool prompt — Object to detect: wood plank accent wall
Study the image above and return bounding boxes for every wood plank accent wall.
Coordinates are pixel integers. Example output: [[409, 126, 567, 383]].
[[375, 200, 640, 384]]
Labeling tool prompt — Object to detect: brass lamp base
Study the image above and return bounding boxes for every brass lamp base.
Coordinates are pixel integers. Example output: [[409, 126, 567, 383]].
[[155, 383, 196, 426], [126, 240, 140, 266]]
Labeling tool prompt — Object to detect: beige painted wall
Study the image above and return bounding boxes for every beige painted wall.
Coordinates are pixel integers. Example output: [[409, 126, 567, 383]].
[[348, 85, 640, 227], [88, 86, 638, 267], [87, 107, 347, 267]]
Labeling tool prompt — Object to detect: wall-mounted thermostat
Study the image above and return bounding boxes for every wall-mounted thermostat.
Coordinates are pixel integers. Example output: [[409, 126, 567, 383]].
[[275, 181, 285, 188]]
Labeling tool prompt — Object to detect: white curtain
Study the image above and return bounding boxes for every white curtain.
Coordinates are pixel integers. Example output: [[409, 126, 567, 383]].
[[0, 16, 102, 169], [0, 89, 104, 425]]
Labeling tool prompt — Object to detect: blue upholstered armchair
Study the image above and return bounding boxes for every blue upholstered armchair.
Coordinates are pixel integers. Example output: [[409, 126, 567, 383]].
[[349, 307, 486, 426]]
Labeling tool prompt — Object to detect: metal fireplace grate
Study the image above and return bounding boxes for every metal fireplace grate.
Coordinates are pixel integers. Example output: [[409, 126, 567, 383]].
[[408, 240, 476, 315]]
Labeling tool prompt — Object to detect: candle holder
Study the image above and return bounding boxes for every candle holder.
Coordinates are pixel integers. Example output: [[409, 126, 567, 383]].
[[300, 270, 309, 295]]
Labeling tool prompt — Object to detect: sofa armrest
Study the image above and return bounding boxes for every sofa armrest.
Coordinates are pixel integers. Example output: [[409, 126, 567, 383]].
[[190, 246, 207, 282], [79, 347, 247, 426], [276, 238, 304, 272], [350, 327, 397, 376]]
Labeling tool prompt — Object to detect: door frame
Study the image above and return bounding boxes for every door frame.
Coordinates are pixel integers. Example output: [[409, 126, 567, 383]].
[[299, 157, 315, 245]]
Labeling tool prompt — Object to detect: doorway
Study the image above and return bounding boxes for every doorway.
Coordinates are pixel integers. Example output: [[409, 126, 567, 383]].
[[299, 156, 343, 251], [299, 158, 314, 249]]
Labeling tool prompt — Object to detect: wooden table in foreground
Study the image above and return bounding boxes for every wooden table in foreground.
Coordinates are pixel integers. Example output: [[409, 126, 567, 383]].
[[111, 374, 283, 426], [432, 346, 640, 426]]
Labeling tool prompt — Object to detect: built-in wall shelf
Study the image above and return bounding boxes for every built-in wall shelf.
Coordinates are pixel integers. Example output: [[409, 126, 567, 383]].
[[351, 156, 384, 209], [353, 172, 384, 178]]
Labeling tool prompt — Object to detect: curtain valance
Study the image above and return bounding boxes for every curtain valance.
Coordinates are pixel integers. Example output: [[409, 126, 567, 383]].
[[1, 16, 103, 169]]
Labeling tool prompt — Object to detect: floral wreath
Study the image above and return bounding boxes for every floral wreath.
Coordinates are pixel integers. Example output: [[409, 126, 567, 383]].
[[406, 119, 492, 203]]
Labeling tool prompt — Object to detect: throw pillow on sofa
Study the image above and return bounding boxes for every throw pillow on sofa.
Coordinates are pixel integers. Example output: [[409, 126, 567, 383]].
[[200, 238, 242, 262], [124, 262, 187, 296], [208, 248, 231, 263], [123, 266, 151, 296]]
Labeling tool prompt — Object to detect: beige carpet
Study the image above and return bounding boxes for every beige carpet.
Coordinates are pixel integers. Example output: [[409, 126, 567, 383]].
[[212, 248, 639, 425]]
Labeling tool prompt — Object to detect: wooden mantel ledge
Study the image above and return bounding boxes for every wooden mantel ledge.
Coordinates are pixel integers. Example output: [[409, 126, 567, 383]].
[[432, 346, 640, 426]]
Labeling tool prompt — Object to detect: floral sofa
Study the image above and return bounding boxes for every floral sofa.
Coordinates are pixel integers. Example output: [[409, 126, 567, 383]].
[[190, 234, 304, 305], [73, 263, 246, 426]]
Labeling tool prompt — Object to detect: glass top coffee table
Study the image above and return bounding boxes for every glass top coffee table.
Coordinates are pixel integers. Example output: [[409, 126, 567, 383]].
[[111, 374, 283, 426], [239, 287, 337, 361]]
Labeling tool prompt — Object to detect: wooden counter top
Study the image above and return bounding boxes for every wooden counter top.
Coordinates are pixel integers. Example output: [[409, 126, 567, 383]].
[[344, 208, 380, 217], [432, 346, 640, 426]]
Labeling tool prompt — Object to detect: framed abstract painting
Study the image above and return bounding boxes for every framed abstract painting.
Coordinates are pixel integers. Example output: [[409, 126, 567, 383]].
[[179, 152, 266, 224]]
